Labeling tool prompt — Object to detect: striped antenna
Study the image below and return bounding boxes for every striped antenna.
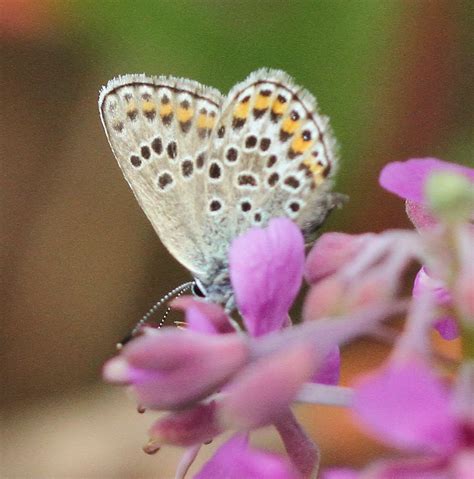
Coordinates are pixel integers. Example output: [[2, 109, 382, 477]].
[[116, 281, 195, 350]]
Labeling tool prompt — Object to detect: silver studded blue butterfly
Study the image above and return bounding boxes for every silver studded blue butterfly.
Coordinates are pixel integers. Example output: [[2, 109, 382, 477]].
[[99, 69, 340, 310]]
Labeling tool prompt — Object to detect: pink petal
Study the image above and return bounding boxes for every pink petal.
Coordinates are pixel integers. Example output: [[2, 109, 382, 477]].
[[353, 361, 459, 454], [219, 341, 318, 430], [305, 233, 373, 284], [324, 457, 452, 479], [413, 268, 451, 306], [229, 217, 305, 337], [406, 200, 439, 230], [379, 158, 474, 203], [452, 450, 474, 479], [322, 469, 359, 479], [349, 271, 395, 310], [104, 331, 249, 409], [311, 346, 340, 385], [364, 456, 449, 479], [303, 272, 395, 321], [413, 268, 459, 340], [194, 434, 302, 479], [433, 317, 459, 340], [148, 401, 221, 447], [172, 296, 235, 334], [303, 276, 346, 320]]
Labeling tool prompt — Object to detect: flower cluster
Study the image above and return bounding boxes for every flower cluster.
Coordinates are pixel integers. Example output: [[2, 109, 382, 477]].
[[104, 157, 473, 478], [324, 158, 474, 478]]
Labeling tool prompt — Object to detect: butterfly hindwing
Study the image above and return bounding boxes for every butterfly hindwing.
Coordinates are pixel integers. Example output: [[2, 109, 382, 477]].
[[208, 68, 338, 242]]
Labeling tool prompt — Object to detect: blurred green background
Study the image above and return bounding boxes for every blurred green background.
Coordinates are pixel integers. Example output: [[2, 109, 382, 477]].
[[1, 1, 471, 477]]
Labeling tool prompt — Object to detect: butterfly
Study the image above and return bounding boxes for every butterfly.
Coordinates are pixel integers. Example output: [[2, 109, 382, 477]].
[[99, 68, 340, 311]]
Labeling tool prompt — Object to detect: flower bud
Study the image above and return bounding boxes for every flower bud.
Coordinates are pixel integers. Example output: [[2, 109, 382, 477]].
[[425, 172, 474, 224], [103, 331, 249, 409]]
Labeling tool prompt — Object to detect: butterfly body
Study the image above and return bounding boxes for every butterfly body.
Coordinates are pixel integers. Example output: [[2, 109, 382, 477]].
[[99, 69, 340, 309]]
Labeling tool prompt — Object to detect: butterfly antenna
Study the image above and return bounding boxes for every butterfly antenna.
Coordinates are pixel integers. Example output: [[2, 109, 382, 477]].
[[155, 283, 191, 329], [116, 281, 195, 350]]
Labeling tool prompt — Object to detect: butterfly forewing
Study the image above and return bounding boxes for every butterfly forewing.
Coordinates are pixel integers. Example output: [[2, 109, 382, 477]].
[[99, 74, 224, 277]]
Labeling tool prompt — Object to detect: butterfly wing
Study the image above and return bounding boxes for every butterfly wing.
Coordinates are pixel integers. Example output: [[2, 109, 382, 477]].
[[206, 68, 339, 247], [99, 74, 224, 278]]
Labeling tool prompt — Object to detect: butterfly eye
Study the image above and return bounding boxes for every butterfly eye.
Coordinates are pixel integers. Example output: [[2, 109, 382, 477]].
[[192, 279, 207, 298]]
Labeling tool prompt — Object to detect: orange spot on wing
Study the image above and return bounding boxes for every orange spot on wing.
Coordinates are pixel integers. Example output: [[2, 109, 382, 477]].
[[159, 103, 173, 117], [142, 100, 156, 113], [197, 113, 208, 129], [234, 100, 250, 119], [205, 115, 216, 129], [302, 158, 325, 186], [272, 97, 288, 115], [282, 117, 300, 134], [255, 94, 271, 110], [291, 135, 313, 154], [177, 107, 193, 123]]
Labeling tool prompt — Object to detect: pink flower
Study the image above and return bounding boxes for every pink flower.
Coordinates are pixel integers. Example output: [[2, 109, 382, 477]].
[[379, 157, 474, 233], [104, 218, 387, 478], [379, 158, 474, 340], [324, 361, 474, 478]]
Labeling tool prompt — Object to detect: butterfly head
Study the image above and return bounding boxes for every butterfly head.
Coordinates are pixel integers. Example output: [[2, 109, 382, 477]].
[[193, 263, 235, 312]]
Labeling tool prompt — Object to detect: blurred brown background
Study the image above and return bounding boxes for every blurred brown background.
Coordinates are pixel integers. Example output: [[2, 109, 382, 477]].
[[1, 1, 472, 477]]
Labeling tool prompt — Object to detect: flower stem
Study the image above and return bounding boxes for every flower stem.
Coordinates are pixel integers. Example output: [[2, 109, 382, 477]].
[[175, 444, 202, 479], [295, 383, 353, 407], [274, 410, 320, 479]]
